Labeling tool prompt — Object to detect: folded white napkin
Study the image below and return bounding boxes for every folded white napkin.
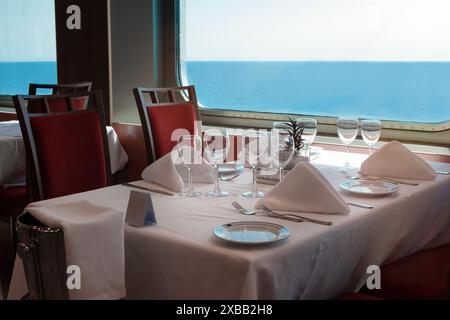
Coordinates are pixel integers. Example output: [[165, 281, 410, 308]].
[[360, 140, 436, 180], [256, 162, 350, 214], [0, 120, 22, 137], [141, 152, 215, 192], [26, 201, 126, 300]]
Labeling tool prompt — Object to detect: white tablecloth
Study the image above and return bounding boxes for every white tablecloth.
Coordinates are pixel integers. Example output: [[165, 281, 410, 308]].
[[0, 121, 128, 186], [8, 150, 450, 300]]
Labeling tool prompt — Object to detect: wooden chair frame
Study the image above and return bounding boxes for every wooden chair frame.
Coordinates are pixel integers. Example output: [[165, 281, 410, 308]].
[[28, 82, 93, 95], [133, 85, 200, 164], [13, 91, 112, 202]]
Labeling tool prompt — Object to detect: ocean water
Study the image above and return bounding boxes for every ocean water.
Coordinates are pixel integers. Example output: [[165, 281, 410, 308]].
[[1, 61, 450, 123], [186, 61, 450, 123], [0, 62, 57, 95]]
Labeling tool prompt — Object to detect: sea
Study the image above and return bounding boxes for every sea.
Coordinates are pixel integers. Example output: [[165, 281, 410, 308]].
[[1, 61, 450, 123]]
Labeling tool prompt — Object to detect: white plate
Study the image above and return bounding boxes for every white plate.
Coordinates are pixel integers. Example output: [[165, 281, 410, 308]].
[[340, 180, 399, 196], [218, 163, 244, 175], [213, 221, 290, 245]]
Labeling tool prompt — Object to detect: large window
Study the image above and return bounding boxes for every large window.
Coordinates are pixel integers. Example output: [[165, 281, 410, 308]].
[[179, 0, 450, 124], [0, 0, 57, 95]]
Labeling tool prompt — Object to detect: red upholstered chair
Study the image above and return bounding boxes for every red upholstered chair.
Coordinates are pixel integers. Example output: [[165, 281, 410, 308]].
[[13, 90, 111, 201], [133, 86, 200, 164], [28, 82, 92, 113], [374, 245, 450, 300]]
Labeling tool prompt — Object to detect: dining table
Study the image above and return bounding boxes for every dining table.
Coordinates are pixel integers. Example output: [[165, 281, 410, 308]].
[[0, 120, 129, 187], [7, 149, 450, 300]]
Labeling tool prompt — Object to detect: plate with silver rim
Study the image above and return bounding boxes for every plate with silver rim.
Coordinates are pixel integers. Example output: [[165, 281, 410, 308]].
[[340, 180, 399, 196], [218, 163, 244, 175], [213, 221, 290, 245]]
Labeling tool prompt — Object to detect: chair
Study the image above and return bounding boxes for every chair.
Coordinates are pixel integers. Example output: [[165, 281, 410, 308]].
[[27, 82, 93, 113], [133, 85, 200, 164], [13, 90, 111, 201], [374, 245, 450, 300]]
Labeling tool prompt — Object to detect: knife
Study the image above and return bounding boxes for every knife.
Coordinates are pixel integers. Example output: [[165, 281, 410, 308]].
[[121, 183, 174, 196]]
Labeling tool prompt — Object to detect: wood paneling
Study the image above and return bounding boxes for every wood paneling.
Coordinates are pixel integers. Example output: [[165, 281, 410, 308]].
[[55, 0, 111, 123], [112, 123, 148, 183]]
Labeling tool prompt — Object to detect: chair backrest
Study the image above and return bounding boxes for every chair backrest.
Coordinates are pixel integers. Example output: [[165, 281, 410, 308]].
[[133, 85, 201, 164], [28, 82, 93, 113], [13, 91, 111, 201], [16, 212, 68, 300]]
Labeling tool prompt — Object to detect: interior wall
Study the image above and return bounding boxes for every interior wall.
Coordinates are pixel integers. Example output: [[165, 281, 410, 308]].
[[110, 0, 158, 124]]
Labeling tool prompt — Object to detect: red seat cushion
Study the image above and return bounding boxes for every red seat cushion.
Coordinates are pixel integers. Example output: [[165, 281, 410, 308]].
[[30, 112, 108, 199], [377, 245, 450, 299], [338, 293, 382, 300], [0, 187, 28, 218], [146, 103, 196, 159], [28, 97, 87, 113]]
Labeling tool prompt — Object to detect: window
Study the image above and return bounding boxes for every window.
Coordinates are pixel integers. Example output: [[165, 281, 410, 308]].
[[0, 0, 57, 95], [179, 0, 450, 125]]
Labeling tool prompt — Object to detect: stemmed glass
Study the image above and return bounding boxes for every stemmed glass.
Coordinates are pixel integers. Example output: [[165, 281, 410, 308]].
[[241, 131, 268, 198], [361, 120, 382, 155], [177, 135, 202, 198], [296, 118, 318, 160], [203, 128, 230, 198], [271, 128, 295, 182], [336, 118, 359, 169]]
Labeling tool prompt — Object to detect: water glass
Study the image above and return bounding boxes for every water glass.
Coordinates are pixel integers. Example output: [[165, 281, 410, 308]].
[[361, 120, 382, 154], [177, 135, 202, 198], [203, 128, 230, 198], [296, 118, 317, 160], [271, 129, 295, 182], [336, 118, 359, 168], [241, 131, 268, 198]]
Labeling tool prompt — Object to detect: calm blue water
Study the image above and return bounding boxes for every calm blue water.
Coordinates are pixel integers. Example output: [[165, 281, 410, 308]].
[[0, 62, 57, 95], [186, 61, 450, 123], [1, 61, 450, 123]]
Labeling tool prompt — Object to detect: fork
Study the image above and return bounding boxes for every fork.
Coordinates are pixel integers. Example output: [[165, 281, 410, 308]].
[[231, 201, 256, 215], [262, 205, 333, 226], [340, 170, 418, 186]]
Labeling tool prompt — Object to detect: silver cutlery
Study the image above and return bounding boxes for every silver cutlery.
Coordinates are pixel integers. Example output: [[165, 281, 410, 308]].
[[436, 170, 449, 175], [121, 183, 174, 196], [220, 174, 240, 182], [231, 201, 256, 215], [232, 202, 302, 222], [262, 205, 333, 226], [340, 170, 418, 186], [346, 202, 373, 209]]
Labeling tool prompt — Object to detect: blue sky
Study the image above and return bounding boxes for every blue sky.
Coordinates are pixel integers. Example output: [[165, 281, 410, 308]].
[[0, 0, 56, 62], [184, 0, 450, 61], [2, 0, 450, 62]]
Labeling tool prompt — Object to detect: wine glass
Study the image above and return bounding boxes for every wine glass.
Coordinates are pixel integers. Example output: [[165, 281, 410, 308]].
[[296, 118, 317, 160], [177, 135, 202, 197], [203, 128, 230, 198], [361, 120, 382, 155], [336, 118, 359, 169], [241, 131, 268, 198], [271, 128, 295, 182]]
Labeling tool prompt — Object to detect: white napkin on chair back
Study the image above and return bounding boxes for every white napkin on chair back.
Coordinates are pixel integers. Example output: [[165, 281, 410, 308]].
[[141, 152, 215, 192], [360, 141, 436, 180], [256, 162, 350, 215], [26, 201, 126, 300]]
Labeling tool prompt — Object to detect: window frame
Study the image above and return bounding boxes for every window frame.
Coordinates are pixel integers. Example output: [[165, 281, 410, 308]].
[[175, 0, 450, 145]]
